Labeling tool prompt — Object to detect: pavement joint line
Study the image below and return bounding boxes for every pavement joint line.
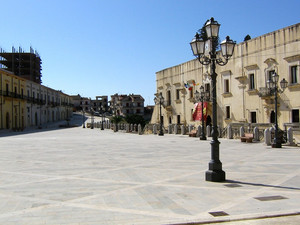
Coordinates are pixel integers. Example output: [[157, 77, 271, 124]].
[[171, 211, 300, 225], [62, 201, 190, 220]]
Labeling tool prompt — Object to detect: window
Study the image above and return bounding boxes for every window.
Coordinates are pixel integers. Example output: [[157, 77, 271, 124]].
[[225, 106, 230, 119], [268, 70, 275, 81], [249, 73, 255, 90], [292, 109, 299, 123], [167, 90, 171, 106], [270, 111, 275, 123], [290, 66, 298, 84], [176, 89, 180, 100], [224, 79, 230, 93], [250, 111, 257, 123]]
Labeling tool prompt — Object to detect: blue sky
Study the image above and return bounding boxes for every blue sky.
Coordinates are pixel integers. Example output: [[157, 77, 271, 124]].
[[1, 0, 299, 105]]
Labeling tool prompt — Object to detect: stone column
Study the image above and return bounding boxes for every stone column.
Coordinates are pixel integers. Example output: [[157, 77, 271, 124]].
[[168, 124, 172, 134], [218, 126, 222, 138], [206, 125, 211, 137], [181, 125, 185, 135], [254, 127, 259, 142], [197, 125, 201, 137], [264, 128, 271, 145], [174, 124, 178, 135], [287, 127, 295, 146], [240, 126, 245, 137], [153, 124, 157, 135], [227, 125, 233, 139]]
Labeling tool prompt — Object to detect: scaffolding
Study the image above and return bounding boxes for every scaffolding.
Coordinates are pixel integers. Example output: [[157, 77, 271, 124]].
[[0, 46, 42, 84]]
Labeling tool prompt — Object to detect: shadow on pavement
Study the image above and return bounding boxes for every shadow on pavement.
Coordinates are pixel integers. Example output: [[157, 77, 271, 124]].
[[226, 180, 300, 191], [0, 113, 87, 138]]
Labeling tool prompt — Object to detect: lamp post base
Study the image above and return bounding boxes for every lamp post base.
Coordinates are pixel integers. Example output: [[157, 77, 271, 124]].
[[272, 143, 282, 148], [272, 138, 282, 148], [200, 136, 207, 140], [206, 169, 225, 182]]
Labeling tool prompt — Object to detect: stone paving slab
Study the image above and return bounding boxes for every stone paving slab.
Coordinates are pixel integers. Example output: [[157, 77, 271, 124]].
[[0, 120, 299, 224]]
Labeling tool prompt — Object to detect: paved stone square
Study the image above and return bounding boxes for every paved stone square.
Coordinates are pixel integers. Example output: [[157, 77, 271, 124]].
[[0, 118, 299, 224]]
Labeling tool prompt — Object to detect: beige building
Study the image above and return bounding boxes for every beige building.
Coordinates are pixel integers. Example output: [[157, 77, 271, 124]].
[[151, 23, 300, 131], [0, 68, 73, 130]]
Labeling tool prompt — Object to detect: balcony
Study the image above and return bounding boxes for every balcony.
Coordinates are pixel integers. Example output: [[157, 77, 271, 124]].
[[258, 87, 272, 98]]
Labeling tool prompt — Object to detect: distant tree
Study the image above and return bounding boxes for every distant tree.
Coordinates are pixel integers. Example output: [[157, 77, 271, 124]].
[[110, 115, 123, 124], [244, 34, 251, 41], [124, 114, 146, 128]]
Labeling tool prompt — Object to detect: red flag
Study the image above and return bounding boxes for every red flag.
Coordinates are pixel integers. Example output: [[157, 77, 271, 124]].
[[193, 102, 207, 121]]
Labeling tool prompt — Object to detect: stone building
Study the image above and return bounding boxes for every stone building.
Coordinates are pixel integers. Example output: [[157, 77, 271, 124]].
[[110, 93, 144, 116], [151, 23, 300, 131], [0, 69, 73, 130], [91, 96, 108, 112]]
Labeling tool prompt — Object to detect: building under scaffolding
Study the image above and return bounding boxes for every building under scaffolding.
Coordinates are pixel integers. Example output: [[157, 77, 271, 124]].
[[0, 46, 42, 84]]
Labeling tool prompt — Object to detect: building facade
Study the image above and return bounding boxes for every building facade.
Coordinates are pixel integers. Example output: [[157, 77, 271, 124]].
[[110, 93, 144, 116], [0, 69, 73, 130], [91, 96, 108, 112], [151, 23, 300, 130]]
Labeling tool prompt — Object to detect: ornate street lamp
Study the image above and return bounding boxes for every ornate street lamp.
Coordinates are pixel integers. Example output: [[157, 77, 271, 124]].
[[190, 17, 236, 182], [267, 72, 288, 148], [154, 93, 165, 136], [195, 85, 210, 140]]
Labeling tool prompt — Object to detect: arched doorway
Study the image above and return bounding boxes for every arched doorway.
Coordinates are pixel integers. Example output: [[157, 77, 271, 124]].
[[270, 111, 275, 123], [206, 115, 212, 127]]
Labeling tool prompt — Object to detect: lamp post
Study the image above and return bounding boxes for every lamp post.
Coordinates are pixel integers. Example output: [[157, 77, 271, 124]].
[[267, 72, 288, 148], [190, 17, 236, 182], [154, 93, 165, 136], [82, 109, 85, 128], [90, 108, 94, 129], [195, 85, 210, 140], [101, 105, 105, 130]]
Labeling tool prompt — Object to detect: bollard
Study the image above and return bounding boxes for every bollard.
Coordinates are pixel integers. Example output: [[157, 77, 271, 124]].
[[207, 125, 212, 137], [174, 124, 178, 135], [153, 124, 157, 135], [181, 125, 185, 135], [197, 125, 201, 137], [240, 126, 245, 137], [264, 128, 271, 145], [168, 124, 172, 134], [227, 125, 233, 139], [287, 127, 295, 146], [254, 127, 259, 141], [138, 124, 142, 135]]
